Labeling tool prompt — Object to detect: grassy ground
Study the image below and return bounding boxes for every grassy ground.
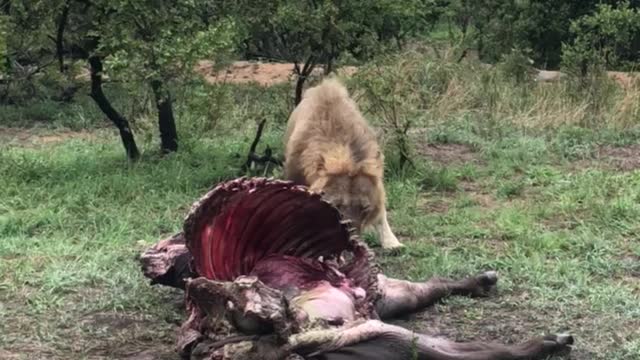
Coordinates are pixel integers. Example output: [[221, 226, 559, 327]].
[[1, 64, 640, 359]]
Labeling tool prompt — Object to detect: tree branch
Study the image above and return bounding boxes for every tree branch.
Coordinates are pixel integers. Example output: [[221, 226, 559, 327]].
[[242, 119, 283, 173]]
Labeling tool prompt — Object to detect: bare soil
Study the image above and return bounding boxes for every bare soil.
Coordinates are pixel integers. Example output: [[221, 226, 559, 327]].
[[418, 143, 482, 165], [418, 197, 451, 214], [78, 312, 178, 360], [571, 144, 640, 172], [0, 126, 96, 147], [195, 60, 357, 86], [75, 60, 358, 86], [596, 144, 640, 171], [460, 181, 498, 209]]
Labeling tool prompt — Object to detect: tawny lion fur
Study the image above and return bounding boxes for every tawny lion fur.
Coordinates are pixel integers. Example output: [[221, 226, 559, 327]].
[[284, 78, 402, 249]]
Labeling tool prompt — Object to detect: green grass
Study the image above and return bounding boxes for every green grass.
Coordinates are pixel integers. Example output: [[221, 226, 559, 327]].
[[380, 125, 640, 359], [2, 61, 640, 359], [0, 118, 287, 357], [2, 122, 638, 359]]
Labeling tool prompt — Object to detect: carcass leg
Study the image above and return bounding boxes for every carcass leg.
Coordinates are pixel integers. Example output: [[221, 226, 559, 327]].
[[375, 271, 498, 319], [295, 320, 572, 360]]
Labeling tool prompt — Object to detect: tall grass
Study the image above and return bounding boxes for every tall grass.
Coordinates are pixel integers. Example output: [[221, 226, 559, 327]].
[[350, 50, 640, 133]]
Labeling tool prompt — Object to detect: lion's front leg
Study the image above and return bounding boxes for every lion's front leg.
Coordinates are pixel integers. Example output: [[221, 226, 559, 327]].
[[372, 206, 404, 249]]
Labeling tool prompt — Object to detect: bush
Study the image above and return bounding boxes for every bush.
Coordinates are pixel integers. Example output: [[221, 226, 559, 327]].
[[449, 0, 620, 69], [352, 48, 640, 136], [351, 52, 457, 170], [498, 47, 535, 84], [562, 2, 640, 73]]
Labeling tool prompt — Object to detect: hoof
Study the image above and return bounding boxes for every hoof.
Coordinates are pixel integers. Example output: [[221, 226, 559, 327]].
[[542, 333, 574, 355], [544, 333, 574, 346], [479, 271, 498, 286], [470, 271, 499, 297]]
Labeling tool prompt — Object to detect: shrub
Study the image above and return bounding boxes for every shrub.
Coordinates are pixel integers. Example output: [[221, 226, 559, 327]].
[[447, 0, 622, 69], [562, 1, 640, 73]]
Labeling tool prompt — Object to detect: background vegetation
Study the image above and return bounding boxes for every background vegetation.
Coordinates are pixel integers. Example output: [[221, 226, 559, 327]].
[[1, 0, 640, 359]]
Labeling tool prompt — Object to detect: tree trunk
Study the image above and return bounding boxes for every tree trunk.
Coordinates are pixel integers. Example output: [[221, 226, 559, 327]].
[[294, 76, 306, 107], [325, 57, 333, 75], [293, 56, 316, 106], [56, 1, 71, 73], [88, 56, 140, 161], [150, 79, 178, 153]]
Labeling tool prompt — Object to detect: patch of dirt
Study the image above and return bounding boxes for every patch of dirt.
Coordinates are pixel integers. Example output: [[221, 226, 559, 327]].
[[118, 349, 178, 360], [418, 143, 482, 166], [195, 60, 358, 86], [75, 60, 358, 86], [417, 196, 450, 214], [572, 144, 640, 172], [539, 209, 588, 231], [483, 238, 512, 253], [460, 181, 498, 210], [472, 193, 498, 209], [2, 297, 181, 360], [77, 311, 179, 359], [618, 253, 640, 284], [541, 218, 580, 232], [596, 144, 640, 171], [82, 312, 156, 331], [417, 178, 498, 216], [0, 350, 21, 359], [0, 126, 96, 147], [389, 293, 635, 359]]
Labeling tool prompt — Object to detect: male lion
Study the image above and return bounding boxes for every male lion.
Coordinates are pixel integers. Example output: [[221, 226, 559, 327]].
[[284, 78, 403, 249]]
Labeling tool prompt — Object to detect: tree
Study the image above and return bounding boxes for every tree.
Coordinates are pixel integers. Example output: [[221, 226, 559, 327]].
[[563, 1, 640, 72], [93, 1, 237, 154], [2, 0, 237, 159], [231, 0, 429, 105], [63, 0, 237, 156], [0, 0, 67, 104], [445, 0, 640, 69]]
